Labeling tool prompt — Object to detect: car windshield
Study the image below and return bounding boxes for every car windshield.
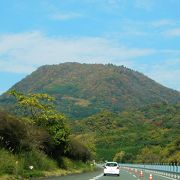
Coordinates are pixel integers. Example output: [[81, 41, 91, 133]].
[[106, 163, 118, 167]]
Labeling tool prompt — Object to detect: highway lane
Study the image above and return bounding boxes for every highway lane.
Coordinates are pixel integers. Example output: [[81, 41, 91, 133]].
[[36, 168, 178, 180]]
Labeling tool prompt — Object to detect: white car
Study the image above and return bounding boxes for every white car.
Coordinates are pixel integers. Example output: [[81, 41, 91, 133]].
[[103, 162, 120, 176]]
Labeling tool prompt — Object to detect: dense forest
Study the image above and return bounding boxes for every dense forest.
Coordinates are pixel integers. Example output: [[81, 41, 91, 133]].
[[72, 103, 180, 163]]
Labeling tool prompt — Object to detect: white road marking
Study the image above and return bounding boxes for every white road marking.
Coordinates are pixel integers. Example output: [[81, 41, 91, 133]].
[[124, 168, 178, 180], [152, 173, 177, 180], [145, 170, 177, 180], [89, 173, 104, 180], [133, 175, 136, 178]]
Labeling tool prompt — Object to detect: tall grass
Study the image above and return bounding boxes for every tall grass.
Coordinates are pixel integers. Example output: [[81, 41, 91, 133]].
[[60, 157, 95, 172], [0, 149, 18, 175], [0, 148, 58, 178], [19, 150, 57, 171]]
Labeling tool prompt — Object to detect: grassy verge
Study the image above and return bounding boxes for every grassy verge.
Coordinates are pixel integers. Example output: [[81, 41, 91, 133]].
[[0, 149, 96, 179], [43, 157, 96, 178]]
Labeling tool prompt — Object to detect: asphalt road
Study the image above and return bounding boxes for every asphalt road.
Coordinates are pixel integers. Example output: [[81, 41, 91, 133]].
[[36, 168, 177, 180]]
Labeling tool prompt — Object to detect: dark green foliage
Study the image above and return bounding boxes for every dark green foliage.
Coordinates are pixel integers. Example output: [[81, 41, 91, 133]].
[[66, 138, 91, 162], [0, 111, 30, 152], [46, 84, 79, 96], [1, 63, 179, 119], [0, 111, 51, 153]]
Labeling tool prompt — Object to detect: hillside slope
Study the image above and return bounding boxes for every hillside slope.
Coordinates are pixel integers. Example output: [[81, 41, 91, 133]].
[[0, 62, 180, 118], [72, 103, 180, 162]]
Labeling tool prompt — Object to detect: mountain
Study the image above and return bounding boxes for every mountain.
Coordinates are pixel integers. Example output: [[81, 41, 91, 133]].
[[0, 62, 180, 119]]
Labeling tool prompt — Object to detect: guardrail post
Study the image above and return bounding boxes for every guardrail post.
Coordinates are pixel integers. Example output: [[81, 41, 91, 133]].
[[166, 163, 168, 177], [168, 163, 170, 177], [174, 162, 177, 179], [172, 163, 174, 178], [170, 163, 172, 177], [178, 162, 180, 179]]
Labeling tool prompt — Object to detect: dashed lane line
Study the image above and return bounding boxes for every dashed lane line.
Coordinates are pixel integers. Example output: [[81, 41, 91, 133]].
[[89, 173, 104, 180]]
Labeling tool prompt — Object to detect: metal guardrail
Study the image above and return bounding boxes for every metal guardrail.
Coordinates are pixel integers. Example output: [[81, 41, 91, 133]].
[[119, 163, 180, 179]]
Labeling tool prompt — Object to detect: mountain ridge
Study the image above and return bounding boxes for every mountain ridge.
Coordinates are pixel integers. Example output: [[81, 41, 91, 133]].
[[0, 62, 180, 119]]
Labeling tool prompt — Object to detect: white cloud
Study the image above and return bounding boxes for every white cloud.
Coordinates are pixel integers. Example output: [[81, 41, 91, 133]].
[[84, 0, 123, 11], [151, 19, 175, 28], [0, 91, 5, 95], [1, 31, 179, 90], [51, 12, 82, 20], [0, 31, 155, 73], [142, 59, 180, 91], [135, 0, 154, 11], [0, 61, 35, 73], [160, 49, 180, 55], [86, 0, 121, 5], [163, 28, 180, 37]]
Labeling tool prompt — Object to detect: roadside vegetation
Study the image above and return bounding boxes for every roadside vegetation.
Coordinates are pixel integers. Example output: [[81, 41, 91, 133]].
[[0, 90, 95, 179], [0, 89, 179, 179]]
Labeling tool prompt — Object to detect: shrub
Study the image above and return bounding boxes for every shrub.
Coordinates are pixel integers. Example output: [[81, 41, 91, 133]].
[[0, 111, 52, 153], [58, 157, 92, 171], [0, 111, 30, 152], [66, 138, 91, 162], [59, 157, 74, 170]]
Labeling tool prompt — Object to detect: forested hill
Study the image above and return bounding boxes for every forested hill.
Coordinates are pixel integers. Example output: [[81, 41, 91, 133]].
[[72, 103, 180, 162], [0, 62, 180, 119]]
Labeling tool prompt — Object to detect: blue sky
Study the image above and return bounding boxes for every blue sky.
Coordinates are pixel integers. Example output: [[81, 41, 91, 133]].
[[0, 0, 180, 94]]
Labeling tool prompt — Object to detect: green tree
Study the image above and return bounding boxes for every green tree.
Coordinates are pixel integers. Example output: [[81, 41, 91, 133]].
[[113, 151, 125, 162], [8, 89, 55, 120], [8, 90, 70, 152], [136, 147, 161, 163]]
